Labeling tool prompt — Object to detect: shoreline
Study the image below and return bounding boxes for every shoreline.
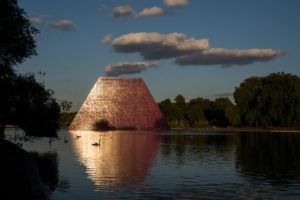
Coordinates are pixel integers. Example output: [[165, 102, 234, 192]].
[[5, 125, 300, 133], [170, 127, 300, 133]]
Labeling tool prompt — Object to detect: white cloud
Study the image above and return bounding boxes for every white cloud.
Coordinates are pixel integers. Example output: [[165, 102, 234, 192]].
[[112, 5, 135, 17], [105, 61, 158, 76], [112, 32, 209, 59], [138, 7, 165, 17], [30, 15, 47, 25], [175, 48, 283, 66], [49, 19, 76, 31], [164, 0, 189, 7], [108, 31, 283, 68], [101, 34, 113, 44]]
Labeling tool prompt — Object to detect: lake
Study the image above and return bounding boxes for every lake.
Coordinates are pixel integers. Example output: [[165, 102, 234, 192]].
[[5, 129, 300, 199]]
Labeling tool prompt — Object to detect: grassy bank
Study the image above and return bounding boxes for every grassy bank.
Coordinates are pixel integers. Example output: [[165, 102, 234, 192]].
[[58, 112, 77, 128]]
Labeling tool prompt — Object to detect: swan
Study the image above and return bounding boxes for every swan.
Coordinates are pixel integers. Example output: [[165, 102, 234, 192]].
[[75, 135, 81, 139], [92, 139, 101, 146]]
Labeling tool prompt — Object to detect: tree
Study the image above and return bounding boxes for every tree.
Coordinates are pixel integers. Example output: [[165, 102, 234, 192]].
[[0, 0, 61, 138], [60, 100, 72, 113], [186, 98, 210, 127], [174, 94, 186, 109], [0, 0, 38, 138], [0, 67, 16, 137], [234, 77, 263, 126], [214, 98, 240, 125], [0, 0, 38, 68], [187, 104, 208, 127], [12, 74, 60, 136], [159, 98, 188, 128], [259, 72, 300, 126], [234, 72, 300, 127]]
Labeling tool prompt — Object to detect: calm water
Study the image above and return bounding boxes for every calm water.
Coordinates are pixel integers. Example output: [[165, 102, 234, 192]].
[[6, 129, 300, 199]]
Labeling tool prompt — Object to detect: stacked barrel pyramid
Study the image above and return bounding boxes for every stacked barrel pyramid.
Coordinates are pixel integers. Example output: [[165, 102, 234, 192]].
[[70, 77, 169, 131]]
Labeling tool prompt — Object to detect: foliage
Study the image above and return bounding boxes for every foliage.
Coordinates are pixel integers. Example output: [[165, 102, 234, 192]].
[[60, 100, 72, 113], [0, 0, 38, 67], [159, 96, 238, 129], [59, 112, 77, 127], [0, 0, 61, 137], [11, 73, 61, 136], [160, 72, 300, 129], [234, 72, 300, 127], [212, 98, 240, 126]]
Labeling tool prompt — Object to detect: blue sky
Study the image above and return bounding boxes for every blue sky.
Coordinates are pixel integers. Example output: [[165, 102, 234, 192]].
[[18, 0, 300, 110]]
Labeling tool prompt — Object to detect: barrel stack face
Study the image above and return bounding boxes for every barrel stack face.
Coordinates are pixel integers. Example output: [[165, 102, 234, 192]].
[[69, 77, 169, 131]]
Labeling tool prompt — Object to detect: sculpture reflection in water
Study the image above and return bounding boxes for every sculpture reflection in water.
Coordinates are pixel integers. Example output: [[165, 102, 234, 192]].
[[70, 131, 160, 189]]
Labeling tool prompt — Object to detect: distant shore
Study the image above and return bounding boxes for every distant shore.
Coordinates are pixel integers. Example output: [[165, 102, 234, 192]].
[[171, 127, 300, 133], [4, 125, 300, 133]]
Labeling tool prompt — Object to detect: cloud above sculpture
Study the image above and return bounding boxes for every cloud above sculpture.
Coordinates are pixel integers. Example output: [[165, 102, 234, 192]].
[[112, 5, 167, 18], [111, 0, 190, 19], [108, 32, 283, 69], [29, 15, 48, 25], [104, 32, 283, 76], [49, 19, 76, 31], [164, 0, 189, 7], [138, 7, 166, 17], [112, 5, 135, 18], [104, 61, 158, 76], [101, 34, 113, 44], [30, 15, 76, 32], [175, 48, 283, 67], [112, 32, 209, 59]]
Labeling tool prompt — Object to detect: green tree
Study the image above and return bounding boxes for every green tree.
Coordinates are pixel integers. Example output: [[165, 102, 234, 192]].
[[259, 72, 300, 126], [187, 104, 208, 127], [158, 99, 173, 121], [212, 98, 240, 126], [234, 72, 300, 127], [159, 98, 188, 128], [174, 94, 186, 109], [234, 77, 263, 126]]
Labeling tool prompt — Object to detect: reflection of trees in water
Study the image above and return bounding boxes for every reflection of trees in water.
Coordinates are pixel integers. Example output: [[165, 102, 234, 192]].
[[160, 134, 236, 158], [235, 133, 300, 183], [30, 151, 70, 192]]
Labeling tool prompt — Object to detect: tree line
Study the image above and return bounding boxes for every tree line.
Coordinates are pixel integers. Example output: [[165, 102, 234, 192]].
[[0, 0, 71, 138], [158, 95, 240, 129], [159, 72, 300, 129]]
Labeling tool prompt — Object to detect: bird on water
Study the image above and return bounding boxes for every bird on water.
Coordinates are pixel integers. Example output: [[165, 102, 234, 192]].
[[92, 139, 101, 147]]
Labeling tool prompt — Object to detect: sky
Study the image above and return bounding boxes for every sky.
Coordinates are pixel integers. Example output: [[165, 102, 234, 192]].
[[18, 0, 300, 111]]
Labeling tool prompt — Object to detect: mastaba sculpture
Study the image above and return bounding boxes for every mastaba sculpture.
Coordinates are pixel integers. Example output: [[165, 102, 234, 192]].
[[69, 77, 169, 131]]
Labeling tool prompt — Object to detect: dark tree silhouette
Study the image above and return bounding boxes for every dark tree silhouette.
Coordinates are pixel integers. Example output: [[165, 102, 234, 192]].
[[60, 100, 72, 113], [0, 0, 38, 138], [0, 0, 60, 138], [0, 0, 38, 68], [12, 74, 60, 136]]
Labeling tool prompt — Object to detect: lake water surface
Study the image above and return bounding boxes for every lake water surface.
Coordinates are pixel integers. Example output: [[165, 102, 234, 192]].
[[6, 129, 300, 199]]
